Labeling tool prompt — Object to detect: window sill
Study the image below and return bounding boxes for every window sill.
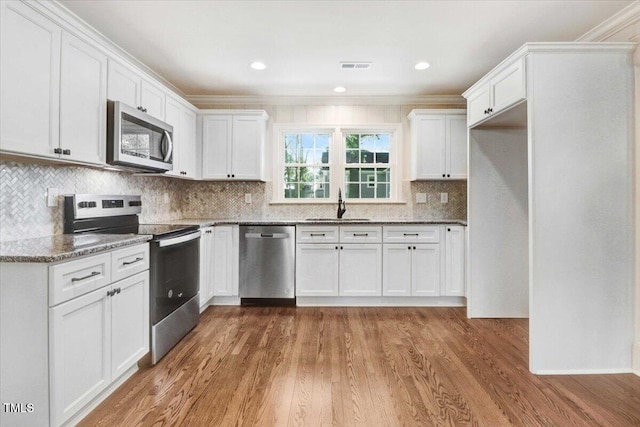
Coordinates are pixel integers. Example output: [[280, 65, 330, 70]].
[[269, 199, 407, 205]]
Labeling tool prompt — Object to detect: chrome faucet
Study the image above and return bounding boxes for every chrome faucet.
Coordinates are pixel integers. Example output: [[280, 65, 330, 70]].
[[337, 188, 347, 218]]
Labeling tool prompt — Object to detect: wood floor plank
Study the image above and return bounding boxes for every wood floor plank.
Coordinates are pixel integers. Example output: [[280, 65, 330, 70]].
[[78, 307, 640, 427]]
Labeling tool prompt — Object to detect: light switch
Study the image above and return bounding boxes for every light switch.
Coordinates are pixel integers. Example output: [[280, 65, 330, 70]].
[[415, 193, 427, 204], [245, 193, 252, 204], [440, 192, 448, 203]]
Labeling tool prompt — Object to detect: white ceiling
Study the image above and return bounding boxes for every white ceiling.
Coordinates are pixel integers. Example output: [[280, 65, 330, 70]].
[[59, 0, 632, 98]]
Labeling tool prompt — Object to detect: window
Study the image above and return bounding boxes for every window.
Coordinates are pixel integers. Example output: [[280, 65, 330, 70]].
[[344, 132, 391, 199], [283, 132, 331, 199], [274, 125, 400, 203]]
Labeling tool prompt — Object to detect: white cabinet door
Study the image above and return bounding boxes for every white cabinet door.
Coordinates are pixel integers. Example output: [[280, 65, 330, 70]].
[[140, 79, 165, 121], [339, 244, 382, 296], [382, 244, 412, 296], [296, 244, 340, 296], [490, 58, 525, 115], [107, 59, 140, 108], [111, 272, 149, 380], [412, 244, 441, 297], [232, 115, 263, 180], [59, 31, 107, 165], [1, 1, 61, 157], [202, 115, 232, 179], [213, 225, 238, 296], [414, 115, 446, 179], [50, 286, 111, 427], [199, 227, 215, 306], [446, 115, 467, 179], [180, 108, 197, 178], [466, 84, 491, 127], [444, 226, 466, 296], [164, 96, 183, 177]]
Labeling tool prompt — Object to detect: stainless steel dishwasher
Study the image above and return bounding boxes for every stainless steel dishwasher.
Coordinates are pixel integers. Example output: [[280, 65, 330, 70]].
[[239, 225, 295, 305]]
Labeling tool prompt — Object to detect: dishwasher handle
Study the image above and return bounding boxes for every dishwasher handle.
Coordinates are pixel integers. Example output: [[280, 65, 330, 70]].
[[245, 232, 290, 239]]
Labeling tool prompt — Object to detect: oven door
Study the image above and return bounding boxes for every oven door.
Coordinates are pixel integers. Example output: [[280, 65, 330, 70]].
[[107, 100, 174, 172], [150, 231, 201, 325]]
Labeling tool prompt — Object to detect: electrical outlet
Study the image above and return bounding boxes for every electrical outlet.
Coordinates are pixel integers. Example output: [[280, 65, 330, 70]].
[[440, 192, 448, 203], [245, 193, 252, 204], [163, 193, 169, 204], [46, 188, 59, 207], [415, 192, 427, 204]]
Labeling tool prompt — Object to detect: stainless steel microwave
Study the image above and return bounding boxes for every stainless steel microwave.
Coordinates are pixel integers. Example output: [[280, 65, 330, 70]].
[[107, 100, 173, 172]]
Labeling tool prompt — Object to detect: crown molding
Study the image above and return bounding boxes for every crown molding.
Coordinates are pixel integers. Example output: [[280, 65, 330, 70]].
[[576, 1, 640, 42], [34, 0, 189, 100], [186, 94, 466, 107]]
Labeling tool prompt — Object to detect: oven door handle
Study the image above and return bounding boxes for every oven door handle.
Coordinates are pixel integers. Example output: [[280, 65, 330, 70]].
[[156, 230, 201, 247]]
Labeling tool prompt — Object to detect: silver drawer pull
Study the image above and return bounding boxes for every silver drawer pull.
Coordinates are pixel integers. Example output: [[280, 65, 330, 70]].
[[403, 233, 419, 236], [353, 233, 369, 237], [71, 271, 100, 282], [310, 233, 326, 237], [122, 257, 143, 266]]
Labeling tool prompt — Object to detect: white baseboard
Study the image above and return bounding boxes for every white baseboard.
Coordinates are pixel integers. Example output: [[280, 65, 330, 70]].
[[210, 296, 241, 306], [531, 368, 633, 375], [633, 341, 640, 374], [63, 364, 138, 426], [296, 296, 466, 307]]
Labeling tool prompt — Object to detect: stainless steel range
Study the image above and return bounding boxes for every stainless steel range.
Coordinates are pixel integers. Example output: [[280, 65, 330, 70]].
[[64, 194, 200, 364]]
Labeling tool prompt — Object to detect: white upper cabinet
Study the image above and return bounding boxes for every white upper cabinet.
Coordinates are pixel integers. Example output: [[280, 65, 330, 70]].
[[408, 109, 467, 180], [1, 1, 61, 158], [201, 111, 268, 181], [164, 96, 198, 179], [59, 31, 107, 165], [107, 59, 165, 121], [465, 57, 526, 127]]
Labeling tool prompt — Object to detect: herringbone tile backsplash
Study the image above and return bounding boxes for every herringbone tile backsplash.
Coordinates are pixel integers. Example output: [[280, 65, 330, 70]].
[[1, 159, 466, 242]]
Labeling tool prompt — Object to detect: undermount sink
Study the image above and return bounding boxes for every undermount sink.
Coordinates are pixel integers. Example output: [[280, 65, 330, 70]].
[[305, 218, 370, 222]]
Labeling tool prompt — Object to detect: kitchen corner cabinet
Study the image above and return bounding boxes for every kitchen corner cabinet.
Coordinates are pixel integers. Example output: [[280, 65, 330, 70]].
[[107, 59, 165, 121], [165, 96, 198, 178], [1, 1, 106, 165], [407, 110, 467, 180], [466, 57, 525, 127], [199, 227, 215, 307], [201, 110, 269, 181], [213, 225, 239, 296], [0, 243, 149, 427]]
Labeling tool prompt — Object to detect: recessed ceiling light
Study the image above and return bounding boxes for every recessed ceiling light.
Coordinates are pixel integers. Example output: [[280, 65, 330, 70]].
[[334, 86, 346, 93], [414, 61, 430, 70], [250, 61, 266, 70]]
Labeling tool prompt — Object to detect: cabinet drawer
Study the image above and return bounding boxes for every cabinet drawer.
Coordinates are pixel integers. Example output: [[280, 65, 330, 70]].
[[111, 243, 149, 283], [383, 225, 441, 243], [339, 226, 382, 243], [49, 253, 111, 306], [297, 226, 339, 243]]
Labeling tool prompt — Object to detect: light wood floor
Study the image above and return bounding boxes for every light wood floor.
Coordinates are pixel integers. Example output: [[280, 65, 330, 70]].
[[80, 307, 640, 427]]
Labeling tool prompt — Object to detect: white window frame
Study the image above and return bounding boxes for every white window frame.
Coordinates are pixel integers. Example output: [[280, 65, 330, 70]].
[[272, 123, 402, 204]]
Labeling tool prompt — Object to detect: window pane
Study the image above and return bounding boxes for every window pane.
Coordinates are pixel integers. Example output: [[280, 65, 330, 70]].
[[316, 134, 330, 149], [360, 150, 375, 163], [284, 183, 299, 198], [376, 168, 390, 183], [360, 134, 376, 151], [345, 168, 359, 183], [284, 134, 300, 164], [376, 134, 390, 150], [345, 134, 359, 149], [346, 149, 358, 164], [319, 149, 330, 164], [360, 168, 374, 182], [377, 183, 390, 198], [319, 167, 330, 183], [300, 183, 315, 198], [300, 148, 315, 164], [360, 183, 375, 198], [284, 167, 298, 182], [301, 133, 314, 148], [346, 183, 359, 198], [299, 167, 315, 183]]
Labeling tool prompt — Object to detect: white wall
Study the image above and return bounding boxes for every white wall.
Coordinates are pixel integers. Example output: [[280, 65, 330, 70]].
[[578, 2, 640, 374]]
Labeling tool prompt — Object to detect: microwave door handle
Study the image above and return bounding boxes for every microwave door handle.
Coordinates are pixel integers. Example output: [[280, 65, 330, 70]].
[[162, 130, 173, 162]]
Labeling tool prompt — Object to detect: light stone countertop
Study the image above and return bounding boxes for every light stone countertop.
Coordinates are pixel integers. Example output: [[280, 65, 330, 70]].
[[0, 234, 152, 263], [152, 218, 468, 228]]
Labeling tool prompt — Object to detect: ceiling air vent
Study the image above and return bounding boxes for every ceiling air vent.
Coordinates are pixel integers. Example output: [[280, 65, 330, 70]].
[[340, 62, 372, 70]]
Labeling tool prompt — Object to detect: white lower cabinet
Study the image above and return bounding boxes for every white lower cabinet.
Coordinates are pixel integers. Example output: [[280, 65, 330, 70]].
[[296, 244, 339, 296], [444, 226, 466, 296], [213, 225, 239, 297], [199, 227, 215, 307], [339, 244, 382, 296], [382, 244, 441, 297]]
